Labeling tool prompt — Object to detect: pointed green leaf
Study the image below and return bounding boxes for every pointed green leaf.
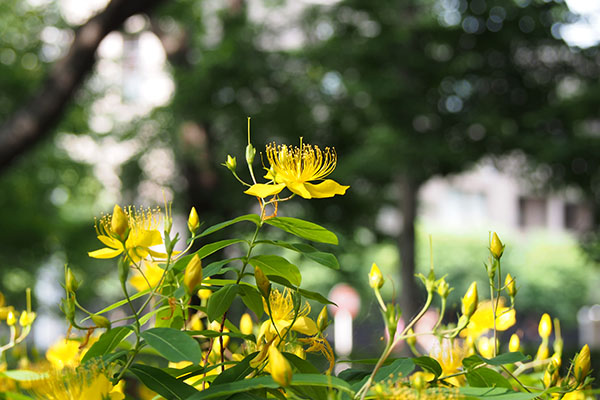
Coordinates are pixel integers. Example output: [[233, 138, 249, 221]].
[[193, 214, 260, 240], [173, 240, 246, 273], [238, 285, 264, 318], [479, 351, 530, 366], [256, 240, 339, 269], [130, 363, 198, 400], [206, 284, 239, 322], [248, 255, 301, 286], [465, 367, 513, 389], [265, 217, 338, 244], [141, 327, 202, 363], [81, 325, 133, 363], [414, 356, 443, 378]]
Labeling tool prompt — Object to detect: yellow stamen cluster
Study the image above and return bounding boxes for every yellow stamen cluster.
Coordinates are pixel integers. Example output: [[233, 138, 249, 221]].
[[95, 206, 161, 238], [266, 141, 337, 184]]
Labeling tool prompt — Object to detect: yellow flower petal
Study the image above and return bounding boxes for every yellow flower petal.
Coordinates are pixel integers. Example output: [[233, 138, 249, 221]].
[[291, 316, 318, 336], [97, 235, 121, 249], [244, 183, 286, 198], [304, 180, 350, 199], [286, 181, 312, 199], [88, 247, 124, 259]]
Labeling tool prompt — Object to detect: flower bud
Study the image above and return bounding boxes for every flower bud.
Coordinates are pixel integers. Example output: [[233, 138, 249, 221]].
[[184, 254, 203, 295], [406, 328, 417, 347], [509, 333, 520, 352], [490, 232, 504, 259], [187, 207, 200, 234], [246, 144, 256, 165], [65, 267, 79, 293], [7, 310, 17, 326], [505, 273, 517, 297], [368, 263, 384, 290], [111, 205, 129, 237], [317, 306, 329, 332], [225, 155, 237, 171], [538, 313, 552, 339], [254, 266, 271, 299], [573, 344, 590, 385], [543, 357, 560, 388], [410, 372, 428, 390], [536, 343, 549, 361], [268, 345, 293, 387], [461, 282, 478, 318], [91, 314, 111, 329], [240, 313, 253, 335], [19, 311, 36, 327], [437, 278, 451, 299]]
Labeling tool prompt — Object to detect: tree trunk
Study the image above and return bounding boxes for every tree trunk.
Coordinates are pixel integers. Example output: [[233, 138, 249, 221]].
[[0, 0, 168, 171], [397, 174, 422, 322]]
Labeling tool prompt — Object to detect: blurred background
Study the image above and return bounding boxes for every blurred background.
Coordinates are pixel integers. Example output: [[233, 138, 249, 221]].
[[1, 0, 600, 376]]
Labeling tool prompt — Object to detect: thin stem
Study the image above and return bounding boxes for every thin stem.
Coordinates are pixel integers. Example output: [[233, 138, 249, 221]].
[[433, 297, 446, 332]]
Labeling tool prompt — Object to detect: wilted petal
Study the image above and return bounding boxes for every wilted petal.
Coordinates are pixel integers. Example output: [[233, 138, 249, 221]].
[[304, 180, 349, 198], [244, 183, 286, 198]]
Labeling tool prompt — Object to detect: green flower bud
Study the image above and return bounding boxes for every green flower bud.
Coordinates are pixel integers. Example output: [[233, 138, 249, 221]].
[[91, 314, 111, 329], [225, 155, 237, 171], [254, 266, 271, 299]]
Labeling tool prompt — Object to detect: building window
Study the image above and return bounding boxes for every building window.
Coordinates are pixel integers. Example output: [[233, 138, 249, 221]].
[[564, 202, 593, 232]]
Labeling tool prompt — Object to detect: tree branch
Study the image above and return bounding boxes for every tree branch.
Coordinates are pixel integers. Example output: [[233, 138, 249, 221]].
[[0, 0, 168, 171]]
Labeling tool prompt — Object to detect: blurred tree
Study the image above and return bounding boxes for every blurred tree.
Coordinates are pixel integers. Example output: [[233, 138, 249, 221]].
[[299, 0, 600, 318]]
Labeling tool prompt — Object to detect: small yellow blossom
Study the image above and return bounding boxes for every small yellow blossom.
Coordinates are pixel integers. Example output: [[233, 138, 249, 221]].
[[461, 282, 478, 318], [460, 299, 516, 341], [245, 141, 349, 199], [258, 288, 318, 341], [184, 254, 203, 295], [30, 366, 124, 400], [240, 313, 254, 335], [369, 263, 384, 289], [573, 344, 591, 385], [45, 339, 81, 370], [430, 339, 469, 387], [508, 334, 520, 352], [88, 205, 165, 264]]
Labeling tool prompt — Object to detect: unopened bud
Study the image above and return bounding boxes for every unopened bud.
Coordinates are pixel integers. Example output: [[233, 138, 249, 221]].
[[19, 311, 36, 327], [317, 306, 329, 332], [184, 254, 203, 295], [268, 345, 293, 387], [573, 344, 590, 385], [240, 313, 253, 335], [437, 278, 451, 299], [188, 207, 200, 234], [509, 333, 520, 352], [225, 155, 237, 171], [7, 311, 17, 326], [246, 144, 256, 165], [111, 205, 129, 237], [505, 273, 517, 297], [543, 358, 560, 388], [254, 266, 271, 299], [461, 282, 478, 318], [65, 267, 79, 293], [91, 314, 111, 329], [538, 313, 552, 339], [368, 263, 384, 290], [490, 232, 504, 259]]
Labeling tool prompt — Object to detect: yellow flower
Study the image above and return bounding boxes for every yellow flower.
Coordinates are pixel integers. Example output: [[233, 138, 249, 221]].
[[88, 205, 165, 264], [476, 337, 495, 359], [240, 313, 254, 335], [30, 366, 124, 400], [244, 141, 349, 199], [430, 339, 468, 387], [258, 288, 318, 341], [573, 344, 591, 385], [129, 262, 165, 292], [46, 339, 81, 370], [460, 299, 516, 341]]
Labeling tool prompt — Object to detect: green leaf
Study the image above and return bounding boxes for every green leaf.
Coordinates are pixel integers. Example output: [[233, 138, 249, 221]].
[[265, 217, 338, 245], [186, 330, 251, 340], [211, 352, 256, 386], [479, 352, 530, 366], [283, 352, 320, 374], [463, 355, 485, 370], [173, 240, 246, 273], [257, 240, 339, 269], [0, 370, 48, 381], [466, 367, 513, 389], [267, 275, 335, 305], [248, 255, 301, 286], [0, 392, 34, 400], [140, 327, 202, 363], [81, 325, 133, 363], [193, 214, 260, 239], [187, 374, 354, 400], [413, 356, 443, 378], [352, 358, 414, 391], [238, 285, 264, 318], [206, 284, 238, 322], [130, 363, 198, 400], [459, 387, 541, 399], [203, 258, 240, 278]]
